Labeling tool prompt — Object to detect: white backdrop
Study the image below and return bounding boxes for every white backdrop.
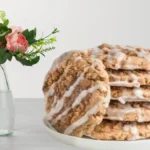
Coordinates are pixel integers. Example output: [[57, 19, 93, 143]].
[[1, 0, 150, 98]]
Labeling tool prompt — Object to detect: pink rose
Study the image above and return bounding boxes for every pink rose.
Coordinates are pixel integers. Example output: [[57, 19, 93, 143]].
[[6, 26, 28, 53], [10, 26, 23, 33]]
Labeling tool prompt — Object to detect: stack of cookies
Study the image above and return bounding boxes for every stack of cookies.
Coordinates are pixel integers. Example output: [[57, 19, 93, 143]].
[[88, 44, 150, 140], [43, 43, 150, 141]]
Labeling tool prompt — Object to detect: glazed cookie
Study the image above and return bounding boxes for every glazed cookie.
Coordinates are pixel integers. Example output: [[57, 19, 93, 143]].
[[88, 120, 150, 140], [105, 101, 150, 122], [43, 51, 110, 137], [111, 86, 150, 104], [89, 43, 150, 70], [108, 69, 150, 87]]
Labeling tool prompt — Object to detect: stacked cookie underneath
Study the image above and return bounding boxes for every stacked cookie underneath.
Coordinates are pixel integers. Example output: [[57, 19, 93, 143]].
[[88, 44, 150, 140], [43, 43, 150, 141]]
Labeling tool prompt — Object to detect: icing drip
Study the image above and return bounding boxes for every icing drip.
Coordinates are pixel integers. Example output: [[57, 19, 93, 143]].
[[138, 49, 150, 62], [123, 123, 144, 140], [109, 81, 140, 87], [91, 47, 104, 58], [52, 83, 108, 124], [133, 88, 144, 99], [91, 59, 104, 68], [49, 89, 55, 96], [107, 51, 126, 69], [50, 51, 78, 71], [111, 88, 145, 104], [130, 73, 140, 87], [109, 72, 140, 87], [106, 103, 144, 122], [104, 86, 111, 107], [47, 74, 84, 120], [64, 101, 103, 135], [75, 56, 82, 62], [124, 64, 139, 70]]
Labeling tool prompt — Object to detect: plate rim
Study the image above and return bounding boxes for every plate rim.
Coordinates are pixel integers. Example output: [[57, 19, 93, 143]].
[[43, 117, 150, 150]]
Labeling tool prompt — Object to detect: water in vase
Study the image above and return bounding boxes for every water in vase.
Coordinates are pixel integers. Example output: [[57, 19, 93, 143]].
[[0, 91, 15, 135], [0, 65, 15, 135]]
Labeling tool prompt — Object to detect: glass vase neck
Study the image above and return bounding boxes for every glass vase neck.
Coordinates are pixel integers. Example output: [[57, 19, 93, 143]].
[[0, 64, 10, 91]]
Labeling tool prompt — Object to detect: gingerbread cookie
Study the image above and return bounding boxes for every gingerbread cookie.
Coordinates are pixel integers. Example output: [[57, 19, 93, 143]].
[[89, 43, 150, 70], [43, 51, 110, 137], [108, 69, 150, 87], [88, 120, 150, 140], [105, 101, 150, 122], [111, 86, 150, 104]]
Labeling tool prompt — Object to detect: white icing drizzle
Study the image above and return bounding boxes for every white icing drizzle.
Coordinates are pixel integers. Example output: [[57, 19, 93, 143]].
[[138, 49, 150, 62], [64, 74, 84, 97], [52, 96, 57, 107], [49, 89, 55, 96], [64, 101, 103, 135], [105, 85, 111, 107], [109, 72, 140, 87], [52, 83, 108, 124], [124, 64, 140, 70], [91, 47, 104, 58], [111, 88, 145, 104], [52, 108, 70, 125], [75, 56, 82, 62], [72, 84, 106, 108], [107, 51, 126, 69], [64, 86, 110, 135], [90, 45, 150, 70], [123, 123, 144, 140], [109, 81, 140, 87], [47, 74, 84, 120], [50, 51, 78, 71], [105, 103, 144, 122], [130, 73, 140, 87], [133, 88, 144, 99], [91, 59, 104, 68]]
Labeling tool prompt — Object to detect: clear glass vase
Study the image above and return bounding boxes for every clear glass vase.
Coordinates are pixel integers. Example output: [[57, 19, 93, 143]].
[[0, 64, 15, 135]]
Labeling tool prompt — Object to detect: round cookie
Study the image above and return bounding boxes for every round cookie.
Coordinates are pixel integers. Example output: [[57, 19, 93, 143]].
[[89, 43, 150, 70], [43, 51, 110, 137], [105, 101, 150, 122], [111, 86, 150, 104], [88, 120, 150, 140], [108, 69, 150, 87]]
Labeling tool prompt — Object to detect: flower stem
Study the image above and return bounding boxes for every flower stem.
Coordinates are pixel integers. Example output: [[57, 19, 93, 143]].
[[0, 65, 10, 90]]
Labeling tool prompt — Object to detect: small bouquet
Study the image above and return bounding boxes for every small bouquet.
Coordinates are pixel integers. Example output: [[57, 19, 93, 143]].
[[0, 11, 59, 66]]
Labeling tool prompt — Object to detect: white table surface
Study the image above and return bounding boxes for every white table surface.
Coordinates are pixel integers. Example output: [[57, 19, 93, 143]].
[[0, 99, 79, 150]]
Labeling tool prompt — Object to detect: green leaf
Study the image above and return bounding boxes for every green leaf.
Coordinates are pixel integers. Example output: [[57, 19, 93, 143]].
[[5, 52, 12, 61], [22, 28, 36, 45], [0, 11, 6, 18], [0, 11, 6, 23], [3, 19, 9, 26], [0, 24, 12, 42], [0, 48, 12, 64], [15, 56, 40, 66], [0, 47, 6, 55], [52, 28, 59, 34]]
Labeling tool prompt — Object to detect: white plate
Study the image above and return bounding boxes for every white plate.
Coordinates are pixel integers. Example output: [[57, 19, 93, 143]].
[[43, 118, 150, 150]]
